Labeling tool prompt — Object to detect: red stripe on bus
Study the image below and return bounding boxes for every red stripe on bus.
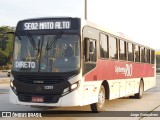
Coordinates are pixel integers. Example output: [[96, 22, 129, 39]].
[[84, 59, 154, 81]]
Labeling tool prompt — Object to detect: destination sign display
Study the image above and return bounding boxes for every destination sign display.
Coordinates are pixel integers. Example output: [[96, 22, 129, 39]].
[[23, 20, 71, 30]]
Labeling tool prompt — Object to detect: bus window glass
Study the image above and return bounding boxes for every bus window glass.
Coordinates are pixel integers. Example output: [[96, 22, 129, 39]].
[[135, 45, 140, 62], [141, 47, 145, 63], [128, 43, 134, 61], [13, 35, 43, 72], [109, 36, 117, 59], [100, 34, 109, 58], [151, 50, 155, 64], [13, 35, 80, 72], [119, 40, 126, 60], [146, 48, 150, 63], [41, 35, 80, 72]]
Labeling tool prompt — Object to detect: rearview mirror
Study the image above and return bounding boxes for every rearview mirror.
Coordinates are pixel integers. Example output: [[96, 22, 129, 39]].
[[89, 41, 94, 53]]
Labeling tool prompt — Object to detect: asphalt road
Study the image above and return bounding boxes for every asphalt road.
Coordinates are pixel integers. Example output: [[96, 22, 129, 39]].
[[0, 73, 160, 120]]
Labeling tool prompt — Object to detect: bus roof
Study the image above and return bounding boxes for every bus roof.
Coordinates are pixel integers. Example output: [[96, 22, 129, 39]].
[[18, 17, 79, 21], [83, 19, 155, 50]]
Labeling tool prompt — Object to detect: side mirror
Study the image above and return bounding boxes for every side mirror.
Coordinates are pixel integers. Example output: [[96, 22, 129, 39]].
[[89, 41, 94, 53], [2, 32, 15, 38]]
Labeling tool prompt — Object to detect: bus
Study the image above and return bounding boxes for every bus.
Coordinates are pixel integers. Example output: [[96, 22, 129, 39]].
[[7, 17, 155, 112]]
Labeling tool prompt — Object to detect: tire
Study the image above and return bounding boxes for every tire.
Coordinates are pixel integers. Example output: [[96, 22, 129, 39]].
[[90, 85, 106, 112], [134, 80, 144, 99]]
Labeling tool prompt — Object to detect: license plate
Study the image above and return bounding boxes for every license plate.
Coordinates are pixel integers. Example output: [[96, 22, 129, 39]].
[[32, 96, 44, 103]]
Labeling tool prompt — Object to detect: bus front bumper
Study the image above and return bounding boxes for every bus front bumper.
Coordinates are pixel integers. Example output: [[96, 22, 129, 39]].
[[9, 87, 83, 107]]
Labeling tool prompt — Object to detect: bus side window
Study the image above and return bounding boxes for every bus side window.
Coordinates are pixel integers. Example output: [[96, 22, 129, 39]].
[[100, 33, 109, 58], [151, 50, 155, 64], [141, 47, 145, 63], [109, 36, 118, 59], [128, 43, 134, 61], [135, 45, 140, 62], [146, 48, 150, 63], [119, 40, 126, 60]]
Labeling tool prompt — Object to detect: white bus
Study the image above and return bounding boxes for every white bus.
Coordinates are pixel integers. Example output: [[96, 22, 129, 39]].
[[7, 17, 156, 112]]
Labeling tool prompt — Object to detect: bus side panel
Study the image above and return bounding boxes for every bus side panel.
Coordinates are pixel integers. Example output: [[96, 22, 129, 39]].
[[82, 81, 102, 105], [107, 78, 139, 100], [143, 77, 156, 91], [84, 60, 154, 81], [84, 59, 155, 100]]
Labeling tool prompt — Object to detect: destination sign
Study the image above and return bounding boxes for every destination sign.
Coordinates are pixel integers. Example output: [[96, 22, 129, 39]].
[[23, 20, 71, 30]]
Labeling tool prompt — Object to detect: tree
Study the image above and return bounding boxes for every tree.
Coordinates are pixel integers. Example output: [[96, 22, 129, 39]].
[[0, 26, 15, 68]]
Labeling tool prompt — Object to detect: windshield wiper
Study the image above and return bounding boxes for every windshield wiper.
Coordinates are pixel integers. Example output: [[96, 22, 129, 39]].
[[27, 34, 41, 61], [17, 36, 22, 40], [27, 34, 37, 50], [46, 31, 63, 50], [36, 39, 41, 60]]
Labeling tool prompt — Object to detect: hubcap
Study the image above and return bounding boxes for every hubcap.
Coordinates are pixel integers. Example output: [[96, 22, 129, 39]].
[[98, 88, 105, 109]]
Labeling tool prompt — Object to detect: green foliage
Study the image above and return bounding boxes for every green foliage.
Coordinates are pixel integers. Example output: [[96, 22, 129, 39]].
[[0, 26, 15, 68]]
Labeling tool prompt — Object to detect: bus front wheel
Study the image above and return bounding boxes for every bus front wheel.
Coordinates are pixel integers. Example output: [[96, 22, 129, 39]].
[[90, 85, 106, 112]]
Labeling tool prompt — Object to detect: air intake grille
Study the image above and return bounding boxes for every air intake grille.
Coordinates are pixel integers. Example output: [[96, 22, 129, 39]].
[[15, 75, 64, 84]]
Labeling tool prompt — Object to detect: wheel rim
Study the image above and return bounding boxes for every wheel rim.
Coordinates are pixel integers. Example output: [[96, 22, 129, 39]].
[[97, 87, 105, 109]]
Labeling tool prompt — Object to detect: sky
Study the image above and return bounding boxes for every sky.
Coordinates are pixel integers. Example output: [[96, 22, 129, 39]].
[[0, 0, 160, 49]]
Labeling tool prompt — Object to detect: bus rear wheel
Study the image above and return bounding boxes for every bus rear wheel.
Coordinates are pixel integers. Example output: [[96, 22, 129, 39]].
[[90, 85, 106, 112], [134, 80, 144, 99]]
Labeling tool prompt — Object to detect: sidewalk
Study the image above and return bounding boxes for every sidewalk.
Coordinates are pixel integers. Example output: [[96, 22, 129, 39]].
[[140, 106, 160, 120], [0, 78, 10, 84], [0, 71, 10, 84]]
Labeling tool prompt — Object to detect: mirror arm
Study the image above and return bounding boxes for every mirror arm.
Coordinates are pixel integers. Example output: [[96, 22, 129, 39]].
[[2, 32, 15, 38]]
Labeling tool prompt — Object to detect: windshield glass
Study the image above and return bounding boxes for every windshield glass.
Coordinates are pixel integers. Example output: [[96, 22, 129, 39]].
[[13, 34, 80, 72]]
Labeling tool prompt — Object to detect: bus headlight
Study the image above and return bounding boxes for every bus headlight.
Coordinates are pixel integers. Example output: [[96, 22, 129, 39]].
[[10, 74, 14, 82], [63, 81, 79, 95], [10, 74, 14, 87], [71, 82, 78, 90], [10, 74, 17, 94], [10, 81, 14, 87], [63, 87, 70, 95]]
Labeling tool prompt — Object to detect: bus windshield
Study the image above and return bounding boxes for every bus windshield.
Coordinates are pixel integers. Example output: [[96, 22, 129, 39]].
[[13, 34, 80, 72]]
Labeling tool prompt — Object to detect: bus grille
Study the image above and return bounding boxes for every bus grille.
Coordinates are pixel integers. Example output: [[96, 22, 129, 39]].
[[15, 75, 64, 84]]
